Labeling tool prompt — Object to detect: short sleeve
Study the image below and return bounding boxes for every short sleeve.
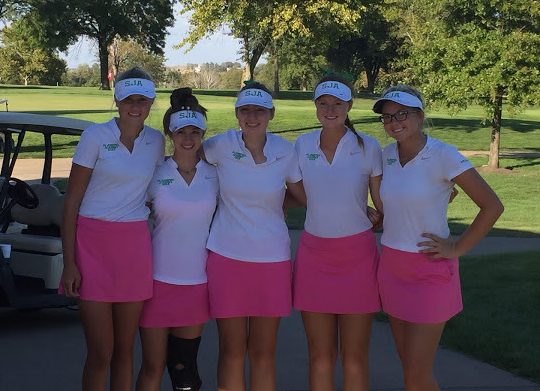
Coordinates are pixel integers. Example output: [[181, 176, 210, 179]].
[[72, 127, 100, 169], [368, 138, 383, 177], [203, 134, 221, 165], [286, 148, 302, 183], [440, 145, 474, 181]]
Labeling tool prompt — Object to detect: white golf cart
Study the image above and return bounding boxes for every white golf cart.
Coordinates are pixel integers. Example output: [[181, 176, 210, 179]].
[[0, 112, 93, 309]]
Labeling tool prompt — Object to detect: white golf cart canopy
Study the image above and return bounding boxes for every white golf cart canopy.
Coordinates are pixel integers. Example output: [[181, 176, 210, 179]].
[[0, 112, 93, 183]]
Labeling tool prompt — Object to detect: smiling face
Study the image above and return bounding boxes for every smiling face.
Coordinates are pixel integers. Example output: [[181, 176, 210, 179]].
[[381, 101, 424, 143], [171, 125, 204, 156], [315, 94, 352, 130], [115, 94, 154, 125], [235, 104, 274, 135]]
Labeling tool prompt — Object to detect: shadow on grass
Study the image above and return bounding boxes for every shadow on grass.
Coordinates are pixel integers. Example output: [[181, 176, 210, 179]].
[[18, 140, 79, 153], [430, 117, 540, 134], [286, 209, 540, 238], [22, 109, 115, 116]]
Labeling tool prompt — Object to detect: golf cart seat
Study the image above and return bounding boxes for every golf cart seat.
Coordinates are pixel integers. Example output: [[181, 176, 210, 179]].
[[0, 183, 64, 289]]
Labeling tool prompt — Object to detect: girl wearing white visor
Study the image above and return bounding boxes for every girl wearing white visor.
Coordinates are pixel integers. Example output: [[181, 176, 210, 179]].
[[203, 82, 305, 390], [293, 75, 383, 391], [61, 67, 164, 390], [374, 84, 503, 390], [136, 88, 217, 391]]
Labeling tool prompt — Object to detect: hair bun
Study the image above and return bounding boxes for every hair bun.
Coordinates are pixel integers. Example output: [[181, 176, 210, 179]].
[[170, 87, 193, 107]]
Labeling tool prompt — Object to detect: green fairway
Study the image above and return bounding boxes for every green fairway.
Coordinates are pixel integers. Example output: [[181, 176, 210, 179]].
[[2, 85, 539, 236], [442, 251, 540, 383]]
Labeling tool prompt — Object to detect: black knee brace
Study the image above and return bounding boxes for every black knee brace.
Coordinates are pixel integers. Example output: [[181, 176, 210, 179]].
[[166, 335, 202, 391]]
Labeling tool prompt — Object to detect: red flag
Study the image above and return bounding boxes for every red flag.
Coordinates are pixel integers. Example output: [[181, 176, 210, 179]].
[[107, 70, 113, 81]]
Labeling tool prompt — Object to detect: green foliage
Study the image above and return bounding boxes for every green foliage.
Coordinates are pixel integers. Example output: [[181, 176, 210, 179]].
[[62, 64, 100, 87], [219, 67, 243, 90], [0, 20, 66, 85], [110, 39, 166, 83], [22, 0, 174, 88]]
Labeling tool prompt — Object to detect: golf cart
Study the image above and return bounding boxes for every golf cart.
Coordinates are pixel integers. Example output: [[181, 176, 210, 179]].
[[0, 112, 93, 309]]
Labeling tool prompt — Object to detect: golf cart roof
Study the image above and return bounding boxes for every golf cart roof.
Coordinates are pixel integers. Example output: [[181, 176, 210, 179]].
[[0, 112, 93, 136], [0, 112, 95, 183]]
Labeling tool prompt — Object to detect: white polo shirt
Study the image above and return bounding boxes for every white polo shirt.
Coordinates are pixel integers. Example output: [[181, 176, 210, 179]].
[[296, 129, 382, 238], [148, 158, 218, 285], [380, 137, 473, 252], [74, 119, 164, 222], [204, 129, 302, 263]]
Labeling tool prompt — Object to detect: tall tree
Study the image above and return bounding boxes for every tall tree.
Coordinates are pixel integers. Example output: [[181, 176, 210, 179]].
[[0, 19, 66, 85], [177, 0, 364, 85], [109, 38, 166, 83], [392, 0, 540, 168], [326, 6, 402, 92], [23, 0, 174, 89]]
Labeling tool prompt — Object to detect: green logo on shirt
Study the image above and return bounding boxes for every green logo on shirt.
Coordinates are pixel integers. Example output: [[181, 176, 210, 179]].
[[306, 153, 320, 161], [232, 151, 247, 160], [386, 158, 397, 165], [158, 178, 174, 186], [103, 143, 119, 151]]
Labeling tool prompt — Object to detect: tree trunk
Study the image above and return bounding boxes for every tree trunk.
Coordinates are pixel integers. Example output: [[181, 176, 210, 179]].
[[488, 89, 503, 169], [98, 38, 110, 90], [273, 55, 280, 94], [241, 62, 252, 86]]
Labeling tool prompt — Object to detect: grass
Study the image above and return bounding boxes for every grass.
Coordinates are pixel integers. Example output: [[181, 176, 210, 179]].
[[2, 84, 540, 236], [441, 251, 540, 383]]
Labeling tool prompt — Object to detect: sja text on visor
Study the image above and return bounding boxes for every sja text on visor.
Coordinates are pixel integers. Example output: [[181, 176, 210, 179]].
[[313, 81, 352, 101], [169, 110, 207, 132], [114, 78, 156, 101], [372, 91, 423, 113], [235, 89, 273, 109]]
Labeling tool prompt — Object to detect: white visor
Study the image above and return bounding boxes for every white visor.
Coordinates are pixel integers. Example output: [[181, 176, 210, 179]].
[[169, 110, 206, 132], [235, 88, 273, 109], [314, 81, 352, 101], [114, 78, 156, 101], [372, 91, 423, 113]]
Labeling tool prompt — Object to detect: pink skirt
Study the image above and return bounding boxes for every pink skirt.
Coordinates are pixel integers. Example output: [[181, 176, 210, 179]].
[[206, 252, 292, 318], [139, 280, 210, 328], [378, 245, 463, 324], [62, 215, 153, 302], [293, 230, 381, 314]]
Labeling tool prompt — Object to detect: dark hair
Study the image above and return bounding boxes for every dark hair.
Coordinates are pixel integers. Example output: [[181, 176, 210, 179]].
[[315, 74, 363, 148], [115, 66, 153, 82], [239, 81, 272, 96], [162, 87, 208, 137]]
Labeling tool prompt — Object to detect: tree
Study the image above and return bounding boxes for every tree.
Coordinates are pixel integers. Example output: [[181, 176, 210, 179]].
[[391, 0, 540, 168], [23, 0, 174, 89], [177, 0, 365, 84], [62, 64, 100, 87], [0, 20, 66, 85], [109, 38, 166, 84], [326, 6, 402, 93]]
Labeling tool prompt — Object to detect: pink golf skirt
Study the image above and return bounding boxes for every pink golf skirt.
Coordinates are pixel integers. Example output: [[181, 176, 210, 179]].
[[378, 245, 463, 324], [206, 251, 292, 318], [293, 230, 381, 314], [60, 215, 153, 302], [139, 280, 210, 328]]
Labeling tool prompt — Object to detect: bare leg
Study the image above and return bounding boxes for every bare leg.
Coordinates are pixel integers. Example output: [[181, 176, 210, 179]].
[[338, 313, 373, 391], [301, 311, 338, 391], [110, 301, 144, 391], [389, 316, 445, 391], [248, 317, 280, 391], [136, 327, 168, 391], [79, 300, 114, 391], [217, 317, 248, 391]]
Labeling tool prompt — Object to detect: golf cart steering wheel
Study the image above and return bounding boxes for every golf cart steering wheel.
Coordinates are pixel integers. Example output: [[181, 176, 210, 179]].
[[6, 178, 39, 209]]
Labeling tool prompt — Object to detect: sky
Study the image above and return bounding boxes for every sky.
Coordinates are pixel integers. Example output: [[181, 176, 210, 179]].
[[60, 10, 243, 68]]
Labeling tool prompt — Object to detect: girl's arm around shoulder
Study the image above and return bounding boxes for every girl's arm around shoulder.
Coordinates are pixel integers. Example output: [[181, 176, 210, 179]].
[[418, 168, 504, 258], [60, 163, 93, 297]]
